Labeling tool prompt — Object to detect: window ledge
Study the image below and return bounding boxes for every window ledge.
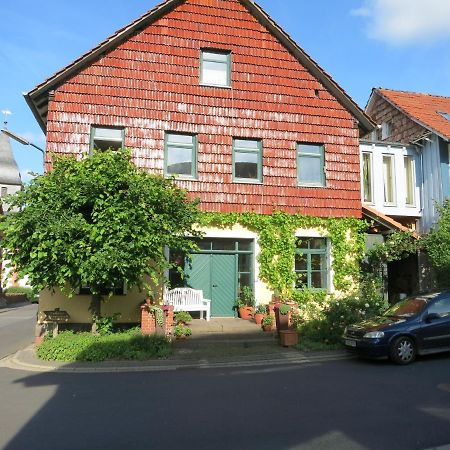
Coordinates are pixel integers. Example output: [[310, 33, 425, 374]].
[[298, 183, 326, 188], [200, 83, 232, 89], [233, 179, 263, 185]]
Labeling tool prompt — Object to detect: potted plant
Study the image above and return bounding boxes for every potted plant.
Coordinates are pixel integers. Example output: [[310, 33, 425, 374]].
[[235, 286, 255, 320], [261, 315, 275, 332], [254, 304, 267, 325], [274, 303, 291, 335]]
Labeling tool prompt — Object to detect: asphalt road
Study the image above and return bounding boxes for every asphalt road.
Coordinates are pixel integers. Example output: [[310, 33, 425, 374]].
[[1, 352, 450, 450], [0, 304, 37, 359]]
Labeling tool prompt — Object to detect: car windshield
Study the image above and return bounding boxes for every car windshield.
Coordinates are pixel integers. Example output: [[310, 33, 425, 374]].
[[383, 297, 428, 318]]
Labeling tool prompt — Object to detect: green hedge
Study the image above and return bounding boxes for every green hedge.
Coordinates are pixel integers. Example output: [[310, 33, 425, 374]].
[[4, 286, 38, 303], [37, 328, 172, 362]]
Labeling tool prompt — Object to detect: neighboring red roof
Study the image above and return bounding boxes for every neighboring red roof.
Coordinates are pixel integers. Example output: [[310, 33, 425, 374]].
[[362, 205, 418, 237], [376, 88, 450, 140]]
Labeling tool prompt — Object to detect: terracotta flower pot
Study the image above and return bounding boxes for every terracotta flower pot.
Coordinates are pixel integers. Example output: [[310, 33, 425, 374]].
[[274, 305, 290, 335], [279, 329, 299, 347], [239, 306, 254, 320], [262, 324, 274, 332], [254, 313, 265, 325]]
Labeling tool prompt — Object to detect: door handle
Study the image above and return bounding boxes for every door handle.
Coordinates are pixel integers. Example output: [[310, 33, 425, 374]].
[[212, 284, 218, 287]]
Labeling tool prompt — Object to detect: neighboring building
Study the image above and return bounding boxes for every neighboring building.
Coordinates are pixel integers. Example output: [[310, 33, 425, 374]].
[[365, 88, 450, 233], [25, 0, 374, 323], [362, 88, 450, 294], [0, 130, 25, 289]]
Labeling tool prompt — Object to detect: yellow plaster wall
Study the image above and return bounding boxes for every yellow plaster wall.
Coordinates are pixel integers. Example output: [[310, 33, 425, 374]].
[[37, 285, 150, 324]]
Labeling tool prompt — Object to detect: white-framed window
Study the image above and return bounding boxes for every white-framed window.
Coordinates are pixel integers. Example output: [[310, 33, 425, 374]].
[[383, 154, 396, 204], [164, 133, 197, 178], [200, 50, 231, 87], [362, 152, 373, 203], [295, 237, 328, 290], [404, 155, 415, 206], [297, 143, 325, 186], [232, 139, 263, 183], [90, 126, 124, 153]]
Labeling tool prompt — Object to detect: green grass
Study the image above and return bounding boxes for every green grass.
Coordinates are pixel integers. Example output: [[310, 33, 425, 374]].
[[296, 338, 343, 352], [37, 328, 172, 362]]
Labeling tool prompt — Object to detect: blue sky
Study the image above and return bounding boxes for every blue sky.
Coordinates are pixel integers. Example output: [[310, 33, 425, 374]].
[[2, 0, 450, 180]]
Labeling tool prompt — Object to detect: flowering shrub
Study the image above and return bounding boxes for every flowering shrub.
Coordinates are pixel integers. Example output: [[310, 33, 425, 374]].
[[295, 289, 388, 344]]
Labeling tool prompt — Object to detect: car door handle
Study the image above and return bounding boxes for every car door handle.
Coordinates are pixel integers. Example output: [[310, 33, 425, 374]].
[[212, 284, 218, 287]]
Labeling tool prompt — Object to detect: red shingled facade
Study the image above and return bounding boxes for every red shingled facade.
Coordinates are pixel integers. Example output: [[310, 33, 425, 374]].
[[45, 0, 362, 217]]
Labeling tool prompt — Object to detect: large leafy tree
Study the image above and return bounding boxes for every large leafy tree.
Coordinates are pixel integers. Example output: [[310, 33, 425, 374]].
[[423, 199, 450, 276], [0, 150, 201, 317]]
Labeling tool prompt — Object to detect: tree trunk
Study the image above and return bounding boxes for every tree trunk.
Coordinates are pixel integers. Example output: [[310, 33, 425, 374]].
[[89, 293, 102, 333]]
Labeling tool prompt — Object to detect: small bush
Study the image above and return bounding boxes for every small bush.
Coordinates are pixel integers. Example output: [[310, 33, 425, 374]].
[[174, 311, 193, 324], [37, 328, 172, 362]]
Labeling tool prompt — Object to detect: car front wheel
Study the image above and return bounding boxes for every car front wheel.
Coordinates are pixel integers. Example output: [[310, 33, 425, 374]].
[[390, 336, 416, 365]]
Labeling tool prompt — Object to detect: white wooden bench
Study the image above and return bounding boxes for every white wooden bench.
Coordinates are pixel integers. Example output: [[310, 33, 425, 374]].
[[164, 288, 211, 321]]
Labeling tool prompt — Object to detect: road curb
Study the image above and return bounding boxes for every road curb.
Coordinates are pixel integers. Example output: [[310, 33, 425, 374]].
[[1, 345, 353, 373]]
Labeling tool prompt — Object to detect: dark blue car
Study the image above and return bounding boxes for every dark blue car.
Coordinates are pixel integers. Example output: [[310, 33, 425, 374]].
[[343, 291, 450, 364]]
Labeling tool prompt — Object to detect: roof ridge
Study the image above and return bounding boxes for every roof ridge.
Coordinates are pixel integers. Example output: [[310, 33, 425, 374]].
[[378, 87, 450, 100]]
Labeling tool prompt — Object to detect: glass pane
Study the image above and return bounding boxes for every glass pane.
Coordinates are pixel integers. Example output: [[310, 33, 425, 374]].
[[167, 134, 193, 145], [93, 139, 122, 151], [298, 144, 323, 155], [202, 61, 228, 86], [295, 253, 307, 271], [203, 51, 228, 63], [310, 238, 326, 250], [295, 272, 307, 288], [296, 237, 309, 249], [234, 139, 259, 150], [298, 155, 322, 184], [212, 239, 235, 251], [239, 273, 251, 289], [428, 298, 450, 317], [311, 254, 325, 271], [196, 240, 212, 251], [363, 153, 372, 202], [238, 240, 252, 251], [94, 128, 122, 140], [404, 156, 414, 205], [383, 155, 395, 203], [235, 151, 258, 179], [238, 254, 251, 272], [167, 146, 192, 175], [311, 271, 326, 289]]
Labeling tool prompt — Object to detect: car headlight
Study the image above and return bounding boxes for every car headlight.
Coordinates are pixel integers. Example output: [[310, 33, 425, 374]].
[[363, 331, 385, 339]]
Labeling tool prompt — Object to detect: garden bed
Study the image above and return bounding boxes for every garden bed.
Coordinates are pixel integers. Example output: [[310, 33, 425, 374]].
[[36, 328, 172, 362]]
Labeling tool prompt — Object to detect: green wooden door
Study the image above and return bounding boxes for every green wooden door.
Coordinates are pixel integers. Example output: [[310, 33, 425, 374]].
[[211, 254, 236, 317], [185, 253, 236, 317]]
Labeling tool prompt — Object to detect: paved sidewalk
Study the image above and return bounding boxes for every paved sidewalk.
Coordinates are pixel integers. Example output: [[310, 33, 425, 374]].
[[0, 318, 353, 373]]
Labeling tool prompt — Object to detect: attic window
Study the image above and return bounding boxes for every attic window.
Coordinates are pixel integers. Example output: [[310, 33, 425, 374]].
[[438, 111, 450, 121], [381, 122, 392, 140], [200, 50, 231, 87], [90, 126, 124, 153]]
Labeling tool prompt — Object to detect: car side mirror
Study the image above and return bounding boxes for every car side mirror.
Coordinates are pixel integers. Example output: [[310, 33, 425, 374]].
[[425, 313, 440, 323]]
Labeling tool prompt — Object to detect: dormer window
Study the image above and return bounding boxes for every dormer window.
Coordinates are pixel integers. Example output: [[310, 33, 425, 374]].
[[200, 50, 231, 87], [90, 126, 124, 153], [438, 111, 450, 121]]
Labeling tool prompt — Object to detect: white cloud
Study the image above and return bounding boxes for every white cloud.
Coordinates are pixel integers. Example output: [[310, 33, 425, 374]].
[[351, 0, 450, 45]]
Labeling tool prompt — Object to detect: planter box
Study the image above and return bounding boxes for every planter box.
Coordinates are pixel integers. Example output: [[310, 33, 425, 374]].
[[279, 330, 299, 347]]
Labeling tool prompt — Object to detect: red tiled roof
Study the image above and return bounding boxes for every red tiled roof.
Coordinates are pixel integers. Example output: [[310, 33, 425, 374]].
[[377, 88, 450, 140]]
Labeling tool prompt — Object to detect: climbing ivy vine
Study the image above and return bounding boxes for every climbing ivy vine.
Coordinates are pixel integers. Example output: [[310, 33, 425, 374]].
[[199, 211, 367, 298]]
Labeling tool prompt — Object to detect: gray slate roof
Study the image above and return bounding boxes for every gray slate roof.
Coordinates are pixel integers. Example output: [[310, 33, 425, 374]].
[[0, 132, 22, 186]]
